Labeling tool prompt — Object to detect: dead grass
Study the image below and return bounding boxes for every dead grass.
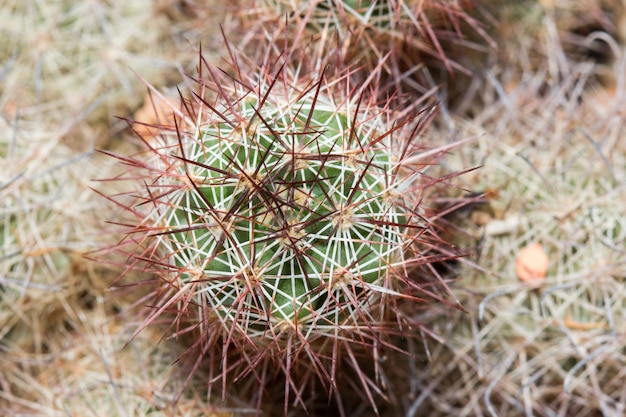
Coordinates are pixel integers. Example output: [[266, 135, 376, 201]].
[[0, 0, 220, 148], [0, 0, 228, 415], [0, 293, 233, 417], [400, 7, 626, 416]]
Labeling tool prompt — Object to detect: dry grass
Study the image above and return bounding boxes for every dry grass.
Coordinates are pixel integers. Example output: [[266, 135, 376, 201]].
[[0, 0, 228, 415], [0, 0, 223, 148], [1, 0, 625, 416], [1, 294, 234, 417], [400, 6, 626, 416]]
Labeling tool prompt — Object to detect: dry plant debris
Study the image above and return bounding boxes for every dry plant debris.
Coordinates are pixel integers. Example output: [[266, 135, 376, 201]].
[[1, 1, 228, 416], [515, 242, 549, 283], [0, 0, 199, 143], [132, 92, 180, 141], [401, 11, 626, 413]]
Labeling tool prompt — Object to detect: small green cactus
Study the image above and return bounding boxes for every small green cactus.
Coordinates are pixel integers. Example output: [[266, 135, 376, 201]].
[[163, 94, 410, 325], [246, 0, 491, 74], [108, 45, 456, 413]]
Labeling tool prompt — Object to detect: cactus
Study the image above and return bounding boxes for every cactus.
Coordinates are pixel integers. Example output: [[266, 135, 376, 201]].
[[167, 99, 405, 322], [236, 0, 493, 103], [106, 43, 462, 414]]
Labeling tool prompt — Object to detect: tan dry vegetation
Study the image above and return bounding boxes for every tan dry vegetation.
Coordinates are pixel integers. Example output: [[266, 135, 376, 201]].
[[404, 8, 626, 414], [1, 0, 232, 415]]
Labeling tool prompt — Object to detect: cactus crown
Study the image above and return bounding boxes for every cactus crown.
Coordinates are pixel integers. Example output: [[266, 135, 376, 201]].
[[154, 73, 418, 332]]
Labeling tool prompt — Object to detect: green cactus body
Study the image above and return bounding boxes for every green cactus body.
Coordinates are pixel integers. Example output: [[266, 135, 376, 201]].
[[156, 92, 410, 332], [104, 46, 455, 411]]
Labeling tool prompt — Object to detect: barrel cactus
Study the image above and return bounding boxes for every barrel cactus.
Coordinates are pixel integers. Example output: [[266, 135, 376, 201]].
[[107, 46, 457, 413], [240, 0, 492, 91], [167, 97, 408, 324]]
